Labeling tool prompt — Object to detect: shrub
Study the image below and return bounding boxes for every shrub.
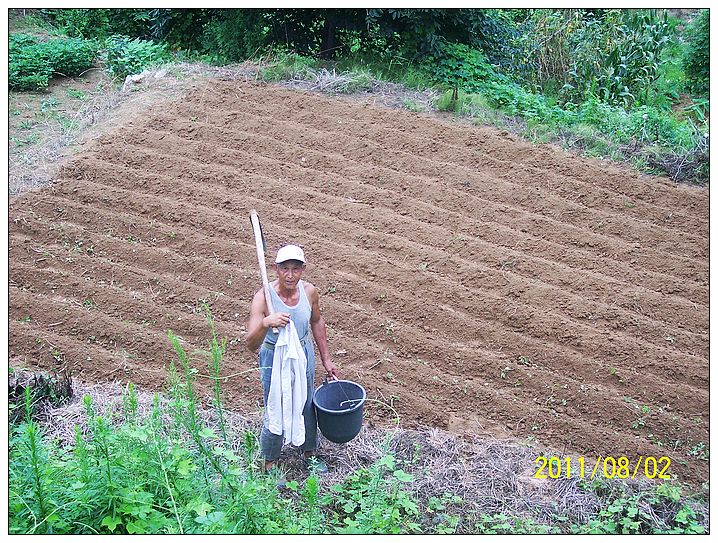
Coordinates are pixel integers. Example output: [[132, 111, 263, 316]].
[[45, 8, 112, 39], [103, 35, 169, 79], [9, 34, 98, 91], [200, 9, 269, 63], [682, 10, 709, 95], [424, 42, 501, 92]]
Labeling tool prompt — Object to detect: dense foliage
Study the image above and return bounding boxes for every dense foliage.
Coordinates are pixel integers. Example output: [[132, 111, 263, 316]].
[[9, 34, 98, 91], [103, 35, 169, 79], [682, 10, 709, 96]]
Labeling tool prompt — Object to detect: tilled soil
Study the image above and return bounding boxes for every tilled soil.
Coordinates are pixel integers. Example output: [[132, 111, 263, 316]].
[[9, 80, 709, 486]]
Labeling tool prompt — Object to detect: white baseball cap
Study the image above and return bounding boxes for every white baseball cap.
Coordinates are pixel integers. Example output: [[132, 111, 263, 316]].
[[275, 244, 306, 264]]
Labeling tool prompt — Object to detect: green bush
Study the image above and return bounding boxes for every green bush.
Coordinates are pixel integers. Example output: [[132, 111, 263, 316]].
[[9, 34, 98, 91], [103, 35, 169, 79], [200, 9, 268, 63], [46, 8, 112, 39], [425, 42, 501, 92], [682, 10, 709, 95]]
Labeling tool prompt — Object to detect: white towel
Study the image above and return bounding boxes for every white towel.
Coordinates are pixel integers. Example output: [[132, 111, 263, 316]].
[[266, 319, 308, 446]]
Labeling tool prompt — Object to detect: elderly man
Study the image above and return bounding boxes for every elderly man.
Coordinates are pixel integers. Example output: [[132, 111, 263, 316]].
[[246, 244, 339, 472]]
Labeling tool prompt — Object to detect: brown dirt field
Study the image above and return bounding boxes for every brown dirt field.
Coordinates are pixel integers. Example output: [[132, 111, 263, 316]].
[[8, 80, 709, 487]]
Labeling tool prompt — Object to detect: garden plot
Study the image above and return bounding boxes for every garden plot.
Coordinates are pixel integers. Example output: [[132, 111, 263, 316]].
[[8, 80, 709, 486]]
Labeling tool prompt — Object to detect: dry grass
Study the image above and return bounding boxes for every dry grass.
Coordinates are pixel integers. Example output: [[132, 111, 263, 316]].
[[7, 62, 260, 197]]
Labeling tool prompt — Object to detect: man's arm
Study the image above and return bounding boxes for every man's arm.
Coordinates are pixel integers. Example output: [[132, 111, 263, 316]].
[[245, 289, 290, 352], [306, 283, 338, 379]]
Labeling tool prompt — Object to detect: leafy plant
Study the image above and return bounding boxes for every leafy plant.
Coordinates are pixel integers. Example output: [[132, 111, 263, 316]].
[[331, 452, 420, 534], [103, 35, 169, 79], [560, 9, 674, 109], [573, 482, 706, 534], [9, 34, 98, 91], [682, 10, 709, 95]]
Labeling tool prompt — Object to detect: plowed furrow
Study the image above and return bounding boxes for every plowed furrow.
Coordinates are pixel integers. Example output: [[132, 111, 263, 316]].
[[47, 166, 708, 352], [125, 118, 708, 265], [110, 124, 708, 278], [177, 84, 709, 226], [169, 98, 708, 237], [66, 146, 709, 305], [60, 138, 707, 314], [13, 183, 708, 401]]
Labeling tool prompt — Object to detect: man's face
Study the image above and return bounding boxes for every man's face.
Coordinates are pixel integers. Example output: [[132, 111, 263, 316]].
[[276, 260, 305, 288]]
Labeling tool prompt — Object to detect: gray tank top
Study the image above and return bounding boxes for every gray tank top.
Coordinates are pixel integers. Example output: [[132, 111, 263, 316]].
[[264, 280, 312, 345]]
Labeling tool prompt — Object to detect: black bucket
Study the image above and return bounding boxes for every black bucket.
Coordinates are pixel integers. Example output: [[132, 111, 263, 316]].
[[313, 380, 366, 444]]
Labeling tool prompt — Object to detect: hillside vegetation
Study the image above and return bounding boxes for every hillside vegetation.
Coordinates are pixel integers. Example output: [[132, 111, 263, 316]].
[[9, 8, 710, 184]]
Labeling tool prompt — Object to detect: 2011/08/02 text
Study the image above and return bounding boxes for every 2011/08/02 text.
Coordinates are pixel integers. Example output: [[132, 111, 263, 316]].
[[534, 456, 671, 480]]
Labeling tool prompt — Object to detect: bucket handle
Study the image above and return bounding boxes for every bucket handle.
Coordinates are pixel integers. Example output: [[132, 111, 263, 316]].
[[321, 377, 356, 407]]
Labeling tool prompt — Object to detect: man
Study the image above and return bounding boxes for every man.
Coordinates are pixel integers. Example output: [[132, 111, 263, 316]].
[[246, 244, 339, 472]]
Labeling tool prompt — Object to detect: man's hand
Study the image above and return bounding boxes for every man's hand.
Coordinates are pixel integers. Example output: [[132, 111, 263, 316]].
[[263, 312, 290, 328], [323, 358, 339, 380]]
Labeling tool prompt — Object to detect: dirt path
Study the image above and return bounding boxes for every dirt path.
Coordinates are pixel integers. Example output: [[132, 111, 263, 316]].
[[9, 80, 709, 486]]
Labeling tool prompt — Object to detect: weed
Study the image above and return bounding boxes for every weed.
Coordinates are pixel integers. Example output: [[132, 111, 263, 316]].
[[517, 355, 532, 366], [382, 320, 397, 342], [402, 98, 425, 112], [631, 417, 646, 430], [332, 449, 420, 534], [11, 134, 39, 147], [687, 442, 708, 461], [66, 88, 86, 100], [40, 97, 59, 113]]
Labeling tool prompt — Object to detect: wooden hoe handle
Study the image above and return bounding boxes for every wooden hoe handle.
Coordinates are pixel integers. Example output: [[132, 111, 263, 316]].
[[250, 209, 278, 334]]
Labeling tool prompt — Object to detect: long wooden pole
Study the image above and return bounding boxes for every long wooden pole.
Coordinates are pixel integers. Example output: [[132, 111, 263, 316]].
[[250, 209, 278, 333]]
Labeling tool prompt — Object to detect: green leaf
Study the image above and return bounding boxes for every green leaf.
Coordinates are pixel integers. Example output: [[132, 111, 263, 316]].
[[392, 469, 413, 483], [199, 427, 218, 439], [343, 500, 356, 513], [190, 501, 213, 516], [101, 515, 122, 531], [176, 458, 193, 476], [126, 520, 145, 534]]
